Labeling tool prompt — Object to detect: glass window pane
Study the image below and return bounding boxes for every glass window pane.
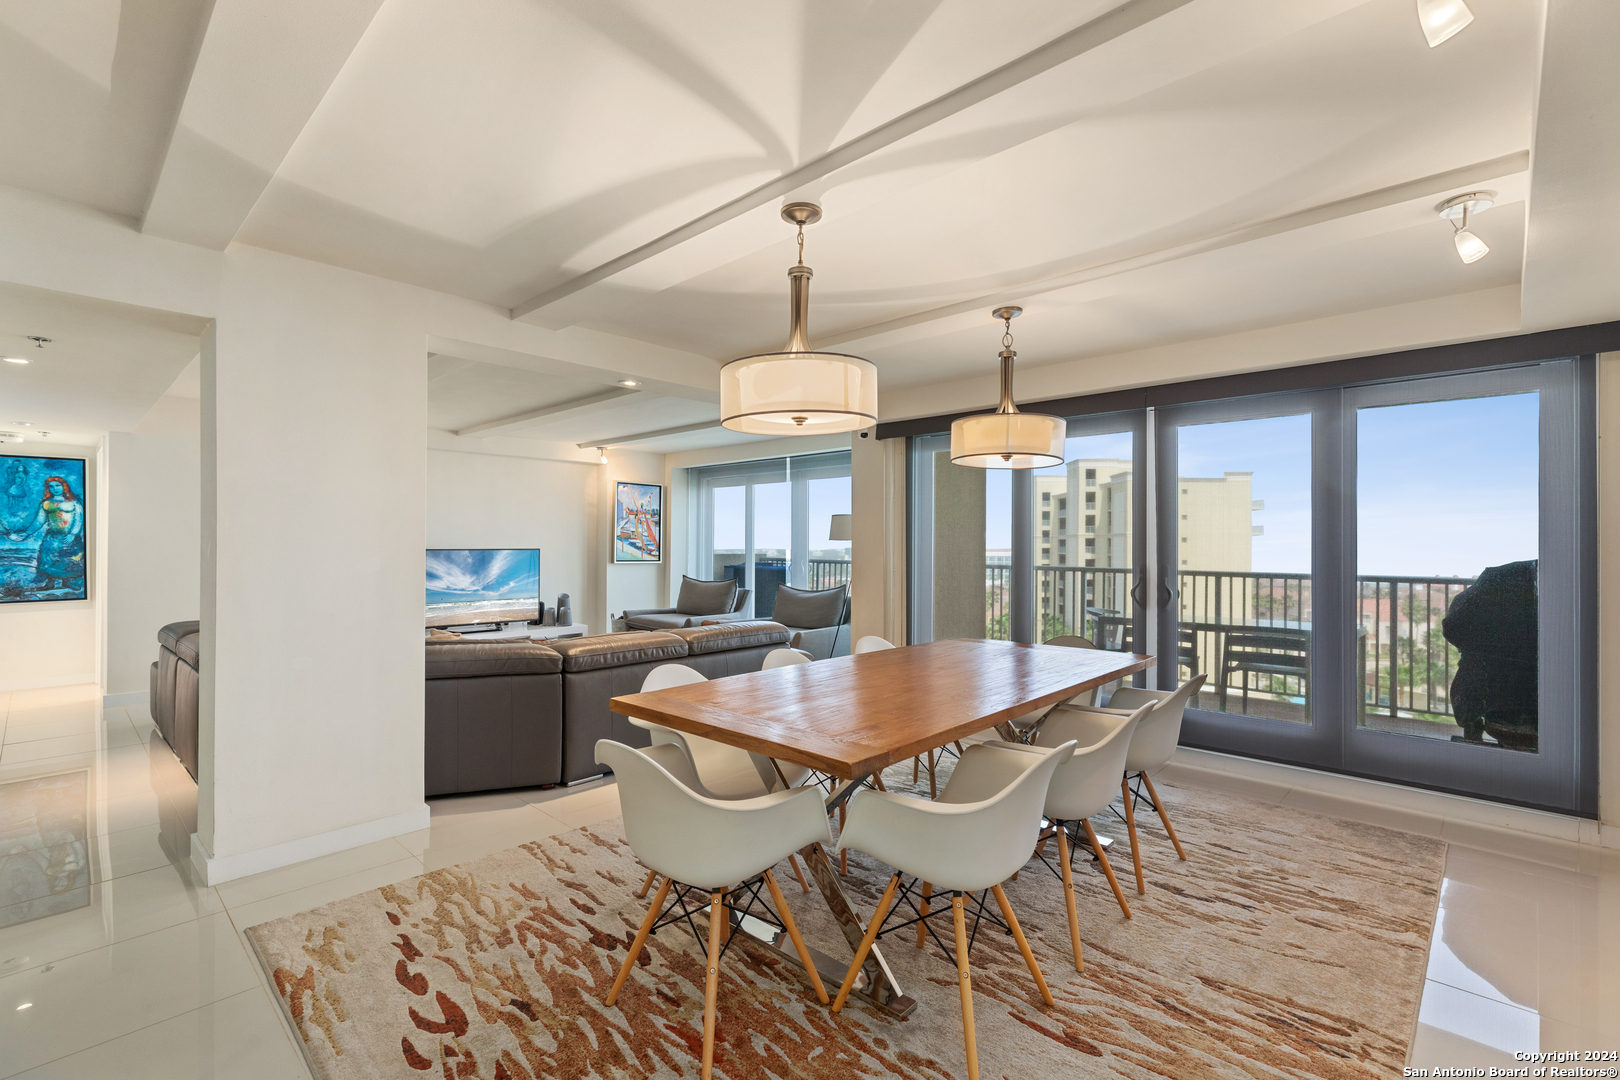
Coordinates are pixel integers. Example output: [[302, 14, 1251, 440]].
[[1176, 414, 1312, 722], [709, 484, 744, 581], [1355, 393, 1539, 751], [806, 476, 851, 590], [1034, 432, 1134, 645], [751, 481, 790, 617]]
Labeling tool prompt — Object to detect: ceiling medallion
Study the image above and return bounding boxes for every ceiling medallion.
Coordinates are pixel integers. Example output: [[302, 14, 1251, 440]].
[[949, 306, 1065, 470], [719, 202, 878, 435]]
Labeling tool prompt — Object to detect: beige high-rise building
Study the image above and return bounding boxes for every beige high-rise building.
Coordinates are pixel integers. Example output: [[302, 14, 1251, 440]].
[[1031, 461, 1258, 637]]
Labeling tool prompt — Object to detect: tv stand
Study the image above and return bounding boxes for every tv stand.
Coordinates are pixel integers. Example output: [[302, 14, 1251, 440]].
[[448, 623, 590, 642]]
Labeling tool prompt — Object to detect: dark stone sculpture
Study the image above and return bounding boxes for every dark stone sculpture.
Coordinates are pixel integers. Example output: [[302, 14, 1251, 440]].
[[1441, 559, 1538, 751]]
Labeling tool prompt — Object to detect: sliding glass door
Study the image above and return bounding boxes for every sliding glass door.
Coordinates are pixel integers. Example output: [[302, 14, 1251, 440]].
[[1156, 391, 1343, 768], [1339, 366, 1593, 811], [692, 451, 852, 619]]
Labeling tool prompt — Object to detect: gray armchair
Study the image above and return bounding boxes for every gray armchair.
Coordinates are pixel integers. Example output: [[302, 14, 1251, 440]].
[[774, 583, 849, 660], [621, 575, 752, 631]]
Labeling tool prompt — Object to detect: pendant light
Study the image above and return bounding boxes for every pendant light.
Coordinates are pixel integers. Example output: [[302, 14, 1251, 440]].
[[720, 202, 878, 435], [1437, 191, 1493, 264], [950, 307, 1065, 469]]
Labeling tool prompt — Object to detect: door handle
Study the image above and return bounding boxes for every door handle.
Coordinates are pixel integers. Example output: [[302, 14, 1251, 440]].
[[1159, 576, 1177, 608], [1130, 569, 1147, 609]]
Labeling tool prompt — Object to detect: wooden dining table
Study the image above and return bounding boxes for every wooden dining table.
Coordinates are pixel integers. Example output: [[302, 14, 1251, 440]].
[[610, 637, 1154, 1018]]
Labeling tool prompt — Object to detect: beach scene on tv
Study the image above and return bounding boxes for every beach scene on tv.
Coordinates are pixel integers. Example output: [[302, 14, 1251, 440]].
[[425, 548, 540, 628]]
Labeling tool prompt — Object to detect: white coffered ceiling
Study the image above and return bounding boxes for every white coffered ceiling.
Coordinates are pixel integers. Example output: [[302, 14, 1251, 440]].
[[2, 0, 1611, 446]]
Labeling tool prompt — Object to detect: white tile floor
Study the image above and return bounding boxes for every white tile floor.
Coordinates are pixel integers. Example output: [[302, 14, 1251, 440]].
[[0, 684, 1614, 1078]]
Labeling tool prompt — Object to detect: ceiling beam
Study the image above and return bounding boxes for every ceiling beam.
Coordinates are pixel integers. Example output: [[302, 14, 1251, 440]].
[[141, 0, 386, 249], [510, 0, 1198, 323], [820, 152, 1531, 350], [456, 388, 639, 437], [580, 420, 725, 449]]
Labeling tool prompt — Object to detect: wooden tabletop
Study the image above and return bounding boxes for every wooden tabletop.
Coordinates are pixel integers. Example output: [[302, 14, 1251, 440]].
[[610, 638, 1154, 780]]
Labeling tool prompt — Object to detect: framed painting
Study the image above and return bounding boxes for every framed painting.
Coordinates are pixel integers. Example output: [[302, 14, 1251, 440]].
[[614, 481, 662, 563], [1, 454, 88, 604]]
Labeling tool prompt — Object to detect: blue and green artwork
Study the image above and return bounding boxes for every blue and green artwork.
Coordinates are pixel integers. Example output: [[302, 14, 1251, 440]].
[[1, 455, 87, 604]]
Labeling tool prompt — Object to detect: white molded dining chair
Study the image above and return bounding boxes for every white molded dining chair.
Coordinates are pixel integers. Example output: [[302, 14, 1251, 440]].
[[761, 647, 813, 668], [595, 740, 832, 1080], [831, 740, 1076, 1080], [852, 635, 894, 654], [631, 665, 814, 895], [985, 702, 1151, 971], [1096, 673, 1207, 891]]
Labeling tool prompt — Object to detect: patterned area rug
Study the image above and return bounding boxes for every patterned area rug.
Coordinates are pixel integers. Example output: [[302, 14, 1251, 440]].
[[246, 776, 1445, 1080]]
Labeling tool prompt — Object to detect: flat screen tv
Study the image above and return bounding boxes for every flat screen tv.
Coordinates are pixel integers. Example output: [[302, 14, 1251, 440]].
[[426, 548, 540, 629]]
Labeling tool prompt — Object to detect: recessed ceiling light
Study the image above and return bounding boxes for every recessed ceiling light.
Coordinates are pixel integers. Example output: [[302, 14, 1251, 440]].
[[3, 357, 28, 365], [15, 421, 31, 426], [618, 379, 639, 387]]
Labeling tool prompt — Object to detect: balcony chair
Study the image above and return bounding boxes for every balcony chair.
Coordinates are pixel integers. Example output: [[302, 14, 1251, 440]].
[[595, 740, 832, 1080], [830, 739, 1076, 1080], [1216, 627, 1307, 716], [1087, 674, 1207, 893], [629, 665, 814, 895], [984, 702, 1152, 971]]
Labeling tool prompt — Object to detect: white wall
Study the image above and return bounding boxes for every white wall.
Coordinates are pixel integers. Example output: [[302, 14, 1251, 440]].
[[601, 450, 666, 628], [0, 444, 97, 690], [425, 448, 600, 631], [100, 432, 201, 702]]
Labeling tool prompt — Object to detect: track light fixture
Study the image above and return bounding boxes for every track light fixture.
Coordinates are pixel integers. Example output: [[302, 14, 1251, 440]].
[[1417, 0, 1473, 47], [1437, 191, 1494, 265]]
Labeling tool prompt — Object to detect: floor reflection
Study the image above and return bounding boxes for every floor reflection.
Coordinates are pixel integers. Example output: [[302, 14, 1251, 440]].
[[0, 770, 90, 928]]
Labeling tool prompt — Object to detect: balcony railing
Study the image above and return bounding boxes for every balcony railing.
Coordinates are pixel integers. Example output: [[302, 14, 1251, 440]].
[[823, 559, 1476, 724], [808, 558, 853, 591]]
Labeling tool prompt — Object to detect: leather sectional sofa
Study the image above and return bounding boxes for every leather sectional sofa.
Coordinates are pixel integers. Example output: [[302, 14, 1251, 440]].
[[151, 621, 201, 780], [425, 620, 791, 794], [149, 619, 788, 798]]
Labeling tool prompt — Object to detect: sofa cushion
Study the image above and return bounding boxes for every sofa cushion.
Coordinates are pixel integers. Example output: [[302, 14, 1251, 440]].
[[425, 641, 563, 679], [671, 620, 790, 654], [771, 584, 847, 629], [624, 613, 692, 631], [547, 631, 688, 672], [676, 575, 737, 616]]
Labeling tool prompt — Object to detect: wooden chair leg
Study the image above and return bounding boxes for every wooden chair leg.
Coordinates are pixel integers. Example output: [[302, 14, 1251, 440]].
[[952, 894, 980, 1080], [1055, 826, 1084, 972], [607, 876, 672, 1006], [719, 888, 731, 943], [788, 852, 811, 893], [636, 867, 658, 899], [871, 771, 888, 792], [927, 749, 938, 800], [954, 741, 965, 755], [916, 881, 932, 948], [990, 884, 1053, 1006], [702, 891, 724, 1080], [1120, 777, 1145, 894], [831, 873, 900, 1012], [912, 756, 920, 783], [1082, 818, 1132, 919], [1139, 771, 1187, 860], [764, 870, 828, 1004]]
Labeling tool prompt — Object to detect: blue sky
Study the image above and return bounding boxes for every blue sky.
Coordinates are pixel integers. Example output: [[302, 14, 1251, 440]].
[[707, 392, 1539, 579]]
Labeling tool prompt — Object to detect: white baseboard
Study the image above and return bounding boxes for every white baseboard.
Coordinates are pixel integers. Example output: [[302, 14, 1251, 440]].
[[0, 673, 97, 692], [102, 690, 150, 708], [1171, 746, 1620, 850], [190, 804, 431, 886]]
